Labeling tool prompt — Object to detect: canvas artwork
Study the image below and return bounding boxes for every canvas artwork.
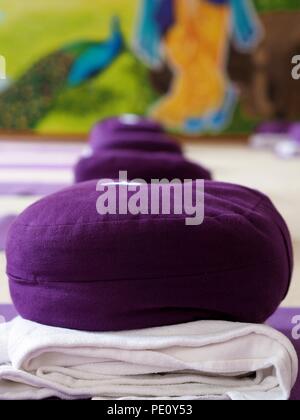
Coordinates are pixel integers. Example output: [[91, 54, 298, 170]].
[[0, 0, 299, 135]]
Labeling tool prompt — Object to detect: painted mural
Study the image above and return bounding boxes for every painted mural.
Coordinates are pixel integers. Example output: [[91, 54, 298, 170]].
[[0, 0, 299, 135]]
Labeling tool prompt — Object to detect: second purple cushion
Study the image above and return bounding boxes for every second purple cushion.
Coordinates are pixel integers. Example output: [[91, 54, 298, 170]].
[[89, 116, 183, 155], [75, 149, 212, 183]]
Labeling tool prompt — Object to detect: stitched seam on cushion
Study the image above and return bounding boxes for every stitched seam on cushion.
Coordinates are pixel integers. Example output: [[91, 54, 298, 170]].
[[7, 255, 281, 285], [12, 197, 268, 229]]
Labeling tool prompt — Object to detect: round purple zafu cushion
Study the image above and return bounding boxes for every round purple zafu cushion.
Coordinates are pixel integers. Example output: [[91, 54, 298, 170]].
[[74, 150, 212, 183], [6, 180, 293, 332], [256, 121, 290, 134], [92, 115, 164, 139], [93, 134, 183, 155], [90, 116, 183, 155], [289, 123, 300, 144]]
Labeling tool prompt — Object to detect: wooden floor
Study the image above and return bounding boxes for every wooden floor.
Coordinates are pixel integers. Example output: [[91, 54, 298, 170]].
[[0, 140, 299, 307]]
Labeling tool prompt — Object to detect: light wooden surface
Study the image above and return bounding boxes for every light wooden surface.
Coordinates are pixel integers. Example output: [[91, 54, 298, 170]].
[[0, 141, 299, 306]]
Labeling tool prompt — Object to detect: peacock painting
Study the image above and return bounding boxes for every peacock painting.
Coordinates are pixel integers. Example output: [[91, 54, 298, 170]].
[[0, 17, 126, 130]]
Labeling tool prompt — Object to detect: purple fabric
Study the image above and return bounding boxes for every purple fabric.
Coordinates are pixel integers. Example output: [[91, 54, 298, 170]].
[[0, 183, 70, 196], [256, 121, 290, 134], [91, 116, 163, 141], [0, 163, 72, 170], [0, 305, 298, 400], [75, 150, 212, 183], [155, 0, 175, 36], [288, 123, 300, 144], [0, 305, 17, 322], [0, 142, 83, 197], [92, 134, 183, 155], [268, 308, 300, 401], [0, 215, 17, 251], [6, 180, 292, 332], [90, 116, 182, 155]]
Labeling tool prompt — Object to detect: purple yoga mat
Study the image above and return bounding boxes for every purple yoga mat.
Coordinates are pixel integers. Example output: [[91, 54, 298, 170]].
[[0, 305, 299, 400], [267, 308, 300, 401], [0, 142, 83, 196], [0, 183, 71, 196], [0, 305, 17, 323], [289, 123, 300, 144], [0, 215, 16, 251]]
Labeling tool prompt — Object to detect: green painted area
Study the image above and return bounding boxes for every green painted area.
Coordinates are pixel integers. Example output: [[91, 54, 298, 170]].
[[37, 51, 159, 133], [254, 0, 300, 13], [0, 0, 150, 133], [0, 0, 138, 78]]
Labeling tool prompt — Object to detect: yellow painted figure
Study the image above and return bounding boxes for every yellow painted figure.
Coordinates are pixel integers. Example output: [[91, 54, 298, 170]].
[[151, 0, 231, 128]]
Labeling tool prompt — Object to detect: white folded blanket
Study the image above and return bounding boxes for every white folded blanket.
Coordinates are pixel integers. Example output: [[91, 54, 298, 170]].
[[0, 317, 297, 400]]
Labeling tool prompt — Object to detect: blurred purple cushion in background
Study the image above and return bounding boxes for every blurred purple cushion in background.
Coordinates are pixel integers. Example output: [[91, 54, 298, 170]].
[[289, 123, 300, 144], [75, 149, 212, 183], [256, 121, 290, 134], [89, 115, 183, 155]]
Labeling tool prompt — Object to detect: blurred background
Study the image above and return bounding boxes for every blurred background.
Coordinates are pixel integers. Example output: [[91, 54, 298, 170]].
[[0, 0, 299, 306], [0, 0, 299, 134]]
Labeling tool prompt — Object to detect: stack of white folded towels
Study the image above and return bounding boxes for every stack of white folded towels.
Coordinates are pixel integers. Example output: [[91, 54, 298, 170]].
[[0, 317, 298, 400]]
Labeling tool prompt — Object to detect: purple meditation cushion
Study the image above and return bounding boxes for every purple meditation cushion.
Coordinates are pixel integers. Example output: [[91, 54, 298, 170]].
[[74, 150, 212, 183], [288, 123, 300, 144], [90, 116, 182, 155], [256, 121, 290, 134], [6, 180, 293, 332]]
